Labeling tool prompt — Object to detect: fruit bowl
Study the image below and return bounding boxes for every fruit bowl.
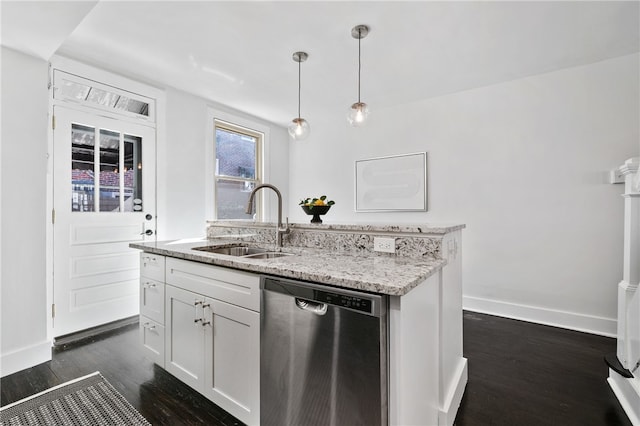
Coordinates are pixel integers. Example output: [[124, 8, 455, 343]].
[[301, 205, 331, 224]]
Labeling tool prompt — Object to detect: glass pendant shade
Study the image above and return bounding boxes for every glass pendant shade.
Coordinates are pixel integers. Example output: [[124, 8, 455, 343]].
[[347, 102, 370, 127], [288, 117, 310, 141]]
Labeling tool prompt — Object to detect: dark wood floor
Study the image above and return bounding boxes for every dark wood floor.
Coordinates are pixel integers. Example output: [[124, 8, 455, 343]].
[[0, 312, 632, 426], [456, 312, 631, 426]]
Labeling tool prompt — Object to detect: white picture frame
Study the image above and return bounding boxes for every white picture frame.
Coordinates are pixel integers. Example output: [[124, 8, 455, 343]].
[[355, 152, 427, 212]]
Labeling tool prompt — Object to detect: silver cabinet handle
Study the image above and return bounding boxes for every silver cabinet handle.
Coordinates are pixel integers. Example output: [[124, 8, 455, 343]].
[[194, 300, 203, 323], [202, 303, 211, 327], [143, 282, 157, 289], [142, 322, 156, 331]]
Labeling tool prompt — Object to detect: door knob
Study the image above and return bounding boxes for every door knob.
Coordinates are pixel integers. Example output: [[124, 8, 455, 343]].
[[140, 229, 153, 236]]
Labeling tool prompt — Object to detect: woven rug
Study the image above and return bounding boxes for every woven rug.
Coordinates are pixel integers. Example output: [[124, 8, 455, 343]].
[[0, 372, 151, 425]]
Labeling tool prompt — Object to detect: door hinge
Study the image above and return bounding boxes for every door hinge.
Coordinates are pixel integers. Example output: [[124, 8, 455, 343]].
[[51, 209, 56, 224], [51, 303, 56, 319], [52, 115, 55, 130]]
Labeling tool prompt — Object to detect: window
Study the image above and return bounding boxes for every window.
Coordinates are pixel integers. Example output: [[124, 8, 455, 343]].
[[54, 70, 154, 122], [214, 120, 263, 219]]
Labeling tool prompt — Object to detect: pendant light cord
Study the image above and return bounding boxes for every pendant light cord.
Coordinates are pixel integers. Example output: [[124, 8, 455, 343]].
[[357, 28, 362, 103], [298, 58, 302, 119]]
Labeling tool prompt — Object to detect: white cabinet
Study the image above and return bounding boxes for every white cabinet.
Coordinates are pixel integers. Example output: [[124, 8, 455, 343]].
[[204, 297, 259, 426], [165, 284, 205, 390], [164, 258, 260, 426], [139, 254, 166, 367], [141, 278, 164, 323], [140, 253, 165, 281], [166, 257, 260, 311]]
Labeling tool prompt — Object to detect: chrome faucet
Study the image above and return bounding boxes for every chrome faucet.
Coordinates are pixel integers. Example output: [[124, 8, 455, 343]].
[[245, 184, 290, 249]]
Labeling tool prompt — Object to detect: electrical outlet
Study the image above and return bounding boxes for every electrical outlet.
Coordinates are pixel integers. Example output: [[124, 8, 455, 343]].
[[374, 237, 396, 254]]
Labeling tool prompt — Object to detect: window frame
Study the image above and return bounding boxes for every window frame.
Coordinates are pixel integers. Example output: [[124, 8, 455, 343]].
[[210, 117, 265, 221]]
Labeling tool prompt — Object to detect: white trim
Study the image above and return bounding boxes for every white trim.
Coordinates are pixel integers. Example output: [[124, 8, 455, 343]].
[[463, 295, 617, 337], [0, 340, 51, 378], [205, 107, 271, 221], [607, 370, 640, 426], [438, 358, 468, 426], [619, 157, 640, 176]]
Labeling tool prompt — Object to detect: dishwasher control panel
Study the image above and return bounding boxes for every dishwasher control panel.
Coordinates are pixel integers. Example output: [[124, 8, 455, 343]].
[[315, 290, 373, 314]]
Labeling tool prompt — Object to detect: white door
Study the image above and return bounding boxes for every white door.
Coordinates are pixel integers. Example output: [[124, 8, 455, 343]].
[[53, 106, 156, 337]]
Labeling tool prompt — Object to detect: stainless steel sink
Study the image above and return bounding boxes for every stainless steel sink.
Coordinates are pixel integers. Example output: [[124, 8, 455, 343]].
[[192, 244, 293, 259], [243, 252, 293, 259]]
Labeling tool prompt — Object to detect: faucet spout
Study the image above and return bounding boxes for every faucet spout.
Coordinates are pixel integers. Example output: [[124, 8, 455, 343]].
[[245, 184, 290, 248]]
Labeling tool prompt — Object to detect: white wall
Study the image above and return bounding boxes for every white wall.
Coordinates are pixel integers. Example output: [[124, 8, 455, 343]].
[[1, 47, 51, 376], [289, 53, 640, 336], [0, 49, 288, 375], [158, 87, 289, 241]]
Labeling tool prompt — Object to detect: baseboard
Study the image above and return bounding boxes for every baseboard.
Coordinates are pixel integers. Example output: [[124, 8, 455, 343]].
[[54, 316, 138, 349], [463, 296, 617, 337], [438, 357, 468, 426], [607, 369, 640, 425], [0, 339, 51, 378]]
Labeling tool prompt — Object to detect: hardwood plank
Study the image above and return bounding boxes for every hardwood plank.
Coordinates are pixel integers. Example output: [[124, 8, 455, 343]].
[[1, 313, 632, 425], [456, 311, 631, 426]]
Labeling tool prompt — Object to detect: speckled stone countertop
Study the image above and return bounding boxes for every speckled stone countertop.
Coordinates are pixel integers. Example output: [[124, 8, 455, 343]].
[[130, 238, 447, 296]]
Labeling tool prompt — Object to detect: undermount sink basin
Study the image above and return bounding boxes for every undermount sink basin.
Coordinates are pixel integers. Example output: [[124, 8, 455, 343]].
[[242, 252, 292, 259], [192, 244, 293, 259]]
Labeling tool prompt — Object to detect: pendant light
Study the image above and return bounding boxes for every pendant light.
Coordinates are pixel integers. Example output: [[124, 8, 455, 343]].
[[288, 51, 310, 141], [348, 25, 370, 127]]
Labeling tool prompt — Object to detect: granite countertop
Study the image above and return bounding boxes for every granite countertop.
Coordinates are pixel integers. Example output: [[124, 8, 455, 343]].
[[130, 238, 447, 296]]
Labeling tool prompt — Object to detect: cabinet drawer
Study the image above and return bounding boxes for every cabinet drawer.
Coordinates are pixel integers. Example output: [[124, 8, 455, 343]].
[[140, 278, 165, 324], [166, 258, 260, 311], [140, 253, 165, 281], [139, 316, 165, 367]]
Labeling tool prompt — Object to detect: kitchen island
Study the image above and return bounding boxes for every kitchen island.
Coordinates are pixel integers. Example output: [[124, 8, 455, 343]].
[[131, 221, 466, 426]]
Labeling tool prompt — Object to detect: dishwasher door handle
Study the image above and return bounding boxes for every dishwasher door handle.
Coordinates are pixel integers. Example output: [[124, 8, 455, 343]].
[[295, 298, 328, 315]]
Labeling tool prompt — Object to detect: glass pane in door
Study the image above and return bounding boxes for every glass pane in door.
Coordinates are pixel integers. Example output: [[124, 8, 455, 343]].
[[99, 129, 120, 212], [124, 135, 143, 212], [71, 124, 95, 212]]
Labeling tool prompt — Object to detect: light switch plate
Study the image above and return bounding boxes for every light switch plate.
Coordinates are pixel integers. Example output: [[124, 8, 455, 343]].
[[374, 237, 396, 253]]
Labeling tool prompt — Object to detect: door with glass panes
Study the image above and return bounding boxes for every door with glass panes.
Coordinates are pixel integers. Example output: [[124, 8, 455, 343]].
[[53, 106, 156, 336]]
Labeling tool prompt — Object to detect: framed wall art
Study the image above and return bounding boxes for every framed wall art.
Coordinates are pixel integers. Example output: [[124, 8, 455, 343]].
[[355, 152, 427, 212]]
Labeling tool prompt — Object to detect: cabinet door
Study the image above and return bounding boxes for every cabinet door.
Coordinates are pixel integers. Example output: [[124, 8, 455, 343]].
[[139, 316, 165, 367], [140, 278, 164, 324], [165, 285, 205, 391], [140, 253, 165, 281], [204, 298, 260, 425]]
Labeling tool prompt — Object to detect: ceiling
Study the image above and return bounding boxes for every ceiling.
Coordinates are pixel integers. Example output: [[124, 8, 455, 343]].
[[2, 1, 639, 127]]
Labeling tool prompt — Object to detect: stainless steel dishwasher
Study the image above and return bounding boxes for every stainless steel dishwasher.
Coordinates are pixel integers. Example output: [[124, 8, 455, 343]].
[[260, 276, 388, 426]]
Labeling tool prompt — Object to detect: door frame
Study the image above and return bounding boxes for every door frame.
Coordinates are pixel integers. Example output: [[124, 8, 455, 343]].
[[46, 55, 166, 342]]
